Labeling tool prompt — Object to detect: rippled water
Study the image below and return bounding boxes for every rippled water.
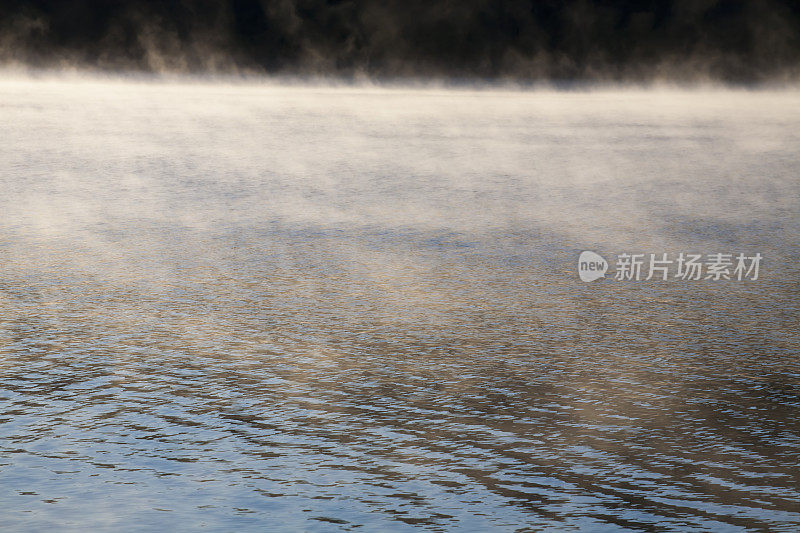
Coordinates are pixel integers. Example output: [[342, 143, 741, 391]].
[[1, 77, 799, 531]]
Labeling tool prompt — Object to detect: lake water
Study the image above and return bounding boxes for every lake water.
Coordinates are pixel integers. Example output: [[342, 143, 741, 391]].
[[1, 77, 799, 531]]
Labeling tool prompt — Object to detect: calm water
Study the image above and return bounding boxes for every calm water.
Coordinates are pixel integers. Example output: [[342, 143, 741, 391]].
[[1, 78, 799, 531]]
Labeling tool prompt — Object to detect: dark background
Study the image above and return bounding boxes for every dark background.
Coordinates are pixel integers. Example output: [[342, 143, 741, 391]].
[[1, 0, 799, 82]]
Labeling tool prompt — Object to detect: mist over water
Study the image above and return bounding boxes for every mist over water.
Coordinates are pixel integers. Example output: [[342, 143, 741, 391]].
[[3, 1, 800, 82], [1, 76, 800, 530]]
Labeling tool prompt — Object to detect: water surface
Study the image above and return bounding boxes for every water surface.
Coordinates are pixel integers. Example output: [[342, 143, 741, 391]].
[[1, 78, 799, 531]]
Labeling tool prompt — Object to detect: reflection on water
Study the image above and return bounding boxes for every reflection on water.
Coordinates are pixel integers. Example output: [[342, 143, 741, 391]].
[[1, 77, 799, 531]]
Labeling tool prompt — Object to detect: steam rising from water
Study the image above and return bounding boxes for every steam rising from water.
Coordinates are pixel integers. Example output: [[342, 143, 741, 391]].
[[1, 75, 799, 530], [2, 1, 800, 82]]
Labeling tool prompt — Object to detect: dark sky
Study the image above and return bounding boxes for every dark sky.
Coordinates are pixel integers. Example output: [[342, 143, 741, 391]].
[[1, 0, 799, 81]]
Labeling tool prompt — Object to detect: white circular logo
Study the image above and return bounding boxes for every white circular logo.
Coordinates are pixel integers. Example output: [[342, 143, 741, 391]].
[[578, 251, 608, 282]]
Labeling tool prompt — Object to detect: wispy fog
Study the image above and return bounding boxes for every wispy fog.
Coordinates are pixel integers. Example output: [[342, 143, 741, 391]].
[[1, 75, 799, 530], [2, 1, 800, 82], [2, 75, 799, 260]]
